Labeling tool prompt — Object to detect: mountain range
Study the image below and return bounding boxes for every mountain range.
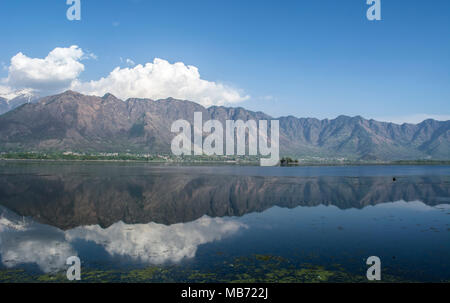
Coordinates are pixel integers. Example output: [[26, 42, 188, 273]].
[[0, 90, 449, 161], [0, 91, 39, 115]]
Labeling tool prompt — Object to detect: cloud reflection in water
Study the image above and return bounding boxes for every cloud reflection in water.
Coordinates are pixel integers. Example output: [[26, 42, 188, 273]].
[[0, 207, 246, 273]]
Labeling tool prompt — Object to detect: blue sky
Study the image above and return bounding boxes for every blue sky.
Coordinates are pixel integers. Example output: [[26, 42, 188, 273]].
[[0, 0, 449, 123]]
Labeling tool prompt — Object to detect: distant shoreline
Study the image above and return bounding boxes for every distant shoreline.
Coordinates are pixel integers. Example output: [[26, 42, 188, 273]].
[[1, 157, 449, 166]]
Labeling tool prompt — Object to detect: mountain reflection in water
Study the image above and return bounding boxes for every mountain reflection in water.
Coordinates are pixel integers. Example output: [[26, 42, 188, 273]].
[[0, 163, 448, 229], [0, 163, 449, 278]]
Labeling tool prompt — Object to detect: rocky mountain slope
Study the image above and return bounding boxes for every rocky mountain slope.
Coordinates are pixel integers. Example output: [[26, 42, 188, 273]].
[[0, 97, 8, 115], [0, 92, 40, 115], [0, 90, 448, 160]]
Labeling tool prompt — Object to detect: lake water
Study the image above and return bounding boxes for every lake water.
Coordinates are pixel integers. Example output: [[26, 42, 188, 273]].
[[0, 161, 449, 282]]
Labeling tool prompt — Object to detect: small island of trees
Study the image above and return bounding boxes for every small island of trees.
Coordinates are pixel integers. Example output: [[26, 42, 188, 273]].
[[279, 157, 299, 166]]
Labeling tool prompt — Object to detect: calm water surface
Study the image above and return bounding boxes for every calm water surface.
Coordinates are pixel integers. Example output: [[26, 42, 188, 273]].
[[0, 162, 449, 282]]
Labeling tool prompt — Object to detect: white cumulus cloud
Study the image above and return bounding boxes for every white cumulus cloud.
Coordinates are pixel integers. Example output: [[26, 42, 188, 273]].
[[5, 45, 85, 95], [71, 58, 249, 106], [0, 46, 249, 107]]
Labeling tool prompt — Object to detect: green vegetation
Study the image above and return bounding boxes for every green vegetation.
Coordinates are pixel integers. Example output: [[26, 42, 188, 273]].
[[0, 151, 260, 164], [0, 151, 164, 161], [0, 254, 430, 283], [129, 122, 146, 137], [280, 157, 299, 166], [1, 152, 449, 166], [392, 160, 450, 165]]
